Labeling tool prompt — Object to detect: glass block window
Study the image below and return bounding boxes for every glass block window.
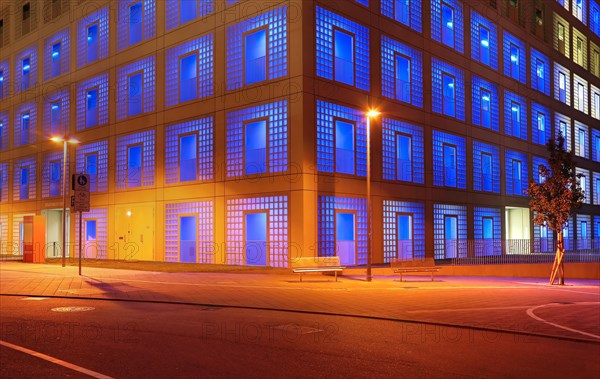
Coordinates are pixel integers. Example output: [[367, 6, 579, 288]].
[[431, 0, 464, 53], [554, 63, 571, 106], [591, 0, 600, 37], [382, 118, 424, 183], [117, 0, 155, 50], [383, 200, 425, 261], [470, 10, 498, 69], [593, 171, 600, 204], [531, 103, 550, 146], [166, 201, 214, 263], [76, 141, 109, 193], [42, 151, 65, 198], [573, 75, 588, 114], [433, 204, 467, 259], [472, 76, 499, 131], [77, 73, 109, 130], [43, 89, 69, 138], [473, 141, 500, 193], [14, 102, 37, 147], [592, 84, 600, 120], [165, 117, 213, 183], [116, 56, 155, 120], [433, 130, 466, 189], [0, 112, 8, 151], [15, 45, 37, 93], [0, 60, 8, 100], [116, 130, 155, 190], [504, 91, 527, 141], [73, 208, 108, 259], [165, 34, 213, 106], [0, 162, 8, 202], [473, 207, 501, 256], [13, 157, 36, 201], [575, 122, 589, 158], [572, 0, 587, 23], [555, 113, 572, 151], [381, 0, 422, 32], [315, 6, 369, 91], [226, 196, 288, 268], [503, 32, 526, 84], [317, 196, 367, 265], [381, 35, 423, 107], [166, 0, 213, 30], [432, 58, 465, 120], [530, 48, 550, 96], [505, 149, 528, 196], [226, 6, 287, 90], [592, 128, 600, 162], [77, 6, 109, 67], [576, 167, 590, 203], [316, 100, 367, 176], [532, 156, 549, 184], [44, 28, 69, 80], [226, 100, 288, 177]]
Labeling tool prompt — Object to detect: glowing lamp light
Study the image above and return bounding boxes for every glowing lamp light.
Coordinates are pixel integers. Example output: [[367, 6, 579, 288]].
[[87, 36, 92, 42], [510, 55, 518, 62], [482, 95, 490, 102], [22, 114, 30, 120], [448, 82, 454, 88], [366, 110, 381, 118], [480, 39, 489, 47], [51, 104, 59, 110], [446, 21, 453, 28], [0, 76, 3, 82], [126, 211, 132, 217], [23, 64, 30, 72], [52, 51, 59, 58], [511, 106, 519, 112], [50, 136, 79, 144]]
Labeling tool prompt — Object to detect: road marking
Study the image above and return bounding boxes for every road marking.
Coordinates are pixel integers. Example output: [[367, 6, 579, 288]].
[[407, 305, 533, 313], [21, 297, 49, 301], [0, 339, 114, 379], [526, 302, 600, 340]]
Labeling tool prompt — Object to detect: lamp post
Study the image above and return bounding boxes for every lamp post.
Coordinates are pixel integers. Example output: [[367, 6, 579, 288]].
[[365, 109, 380, 282], [50, 136, 79, 267]]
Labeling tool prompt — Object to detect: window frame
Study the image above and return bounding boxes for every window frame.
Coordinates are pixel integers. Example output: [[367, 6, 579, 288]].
[[84, 152, 99, 192], [126, 143, 144, 188], [442, 142, 458, 187], [51, 40, 62, 77], [332, 27, 356, 87], [86, 22, 100, 64], [242, 26, 269, 86], [128, 1, 144, 46], [243, 118, 269, 176], [442, 72, 456, 117], [394, 53, 411, 103], [333, 117, 357, 175], [441, 2, 455, 48], [395, 131, 413, 182], [179, 51, 198, 103], [127, 70, 144, 117], [178, 132, 198, 182], [85, 87, 100, 128]]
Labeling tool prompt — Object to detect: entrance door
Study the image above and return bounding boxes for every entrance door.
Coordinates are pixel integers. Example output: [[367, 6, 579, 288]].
[[84, 219, 97, 259], [180, 216, 197, 263], [43, 209, 67, 258], [397, 214, 413, 259], [245, 212, 267, 266], [444, 216, 458, 258], [115, 205, 155, 261], [336, 212, 355, 265]]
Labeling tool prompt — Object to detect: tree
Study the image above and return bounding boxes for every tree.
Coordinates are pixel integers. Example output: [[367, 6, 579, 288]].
[[527, 133, 584, 285]]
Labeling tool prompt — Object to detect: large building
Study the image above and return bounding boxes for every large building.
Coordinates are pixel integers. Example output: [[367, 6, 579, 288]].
[[0, 0, 598, 266]]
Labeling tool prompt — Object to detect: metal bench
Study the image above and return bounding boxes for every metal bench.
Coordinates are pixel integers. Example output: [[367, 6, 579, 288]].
[[291, 256, 345, 282], [390, 258, 441, 281]]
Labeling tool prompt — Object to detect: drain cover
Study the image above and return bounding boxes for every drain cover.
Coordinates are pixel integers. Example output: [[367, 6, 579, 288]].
[[51, 306, 95, 313]]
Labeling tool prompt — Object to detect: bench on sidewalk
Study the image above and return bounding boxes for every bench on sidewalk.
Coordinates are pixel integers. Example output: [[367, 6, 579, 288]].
[[291, 256, 345, 282], [390, 258, 440, 281]]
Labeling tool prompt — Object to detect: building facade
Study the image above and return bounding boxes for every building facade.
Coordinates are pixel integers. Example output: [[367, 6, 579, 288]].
[[0, 0, 598, 266]]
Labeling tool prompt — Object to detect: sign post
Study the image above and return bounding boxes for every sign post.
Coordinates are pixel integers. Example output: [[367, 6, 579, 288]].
[[72, 174, 90, 276]]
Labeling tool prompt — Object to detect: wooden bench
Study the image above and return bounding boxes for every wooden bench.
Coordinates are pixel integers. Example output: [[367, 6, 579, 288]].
[[291, 256, 345, 282], [390, 258, 441, 281]]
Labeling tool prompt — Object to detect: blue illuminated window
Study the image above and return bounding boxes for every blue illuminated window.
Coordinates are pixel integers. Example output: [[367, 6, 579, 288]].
[[51, 42, 61, 77], [433, 131, 466, 188], [381, 0, 422, 32], [179, 134, 197, 181], [381, 36, 423, 107], [434, 204, 467, 259], [532, 156, 549, 184], [443, 144, 457, 187], [127, 145, 143, 188], [21, 113, 30, 145], [118, 1, 155, 50], [504, 91, 527, 140], [531, 49, 550, 96], [555, 113, 572, 151], [50, 102, 60, 135], [245, 29, 267, 85], [432, 0, 463, 53], [128, 73, 142, 117], [0, 69, 4, 99], [595, 174, 600, 205], [480, 89, 491, 128], [441, 3, 454, 48], [180, 0, 196, 24], [503, 32, 526, 84], [16, 47, 37, 93], [509, 44, 519, 80], [86, 88, 98, 128], [532, 103, 550, 145], [87, 24, 98, 63], [512, 160, 522, 194], [482, 153, 492, 192], [76, 141, 108, 192], [382, 118, 424, 183], [85, 153, 98, 192], [166, 0, 213, 30], [483, 218, 493, 238], [432, 59, 464, 120], [555, 63, 570, 105], [470, 11, 497, 69], [593, 129, 600, 162], [78, 74, 108, 130], [479, 25, 490, 64], [573, 0, 587, 23], [559, 72, 567, 102], [383, 201, 425, 261], [395, 55, 410, 102], [334, 29, 355, 86], [395, 0, 409, 24], [396, 134, 412, 181], [166, 117, 213, 183], [245, 120, 267, 175], [49, 160, 61, 197], [78, 7, 109, 67], [442, 74, 455, 117], [129, 2, 142, 45], [117, 57, 155, 120], [591, 0, 600, 36], [506, 150, 528, 196], [179, 55, 196, 103], [511, 102, 521, 138], [473, 141, 500, 193], [20, 168, 29, 200], [575, 122, 588, 158], [444, 215, 458, 257], [0, 120, 3, 151], [22, 57, 30, 90], [474, 207, 501, 256], [335, 120, 355, 175], [116, 131, 155, 189]]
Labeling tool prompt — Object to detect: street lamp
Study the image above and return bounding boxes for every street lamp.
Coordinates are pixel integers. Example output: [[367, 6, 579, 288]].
[[365, 109, 380, 282], [50, 136, 79, 267]]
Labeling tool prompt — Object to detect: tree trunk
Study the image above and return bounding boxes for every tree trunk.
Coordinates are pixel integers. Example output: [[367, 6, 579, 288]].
[[550, 231, 565, 285]]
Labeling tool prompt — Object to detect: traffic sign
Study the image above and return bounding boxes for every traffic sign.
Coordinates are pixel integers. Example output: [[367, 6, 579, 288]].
[[71, 191, 90, 212], [72, 174, 90, 192]]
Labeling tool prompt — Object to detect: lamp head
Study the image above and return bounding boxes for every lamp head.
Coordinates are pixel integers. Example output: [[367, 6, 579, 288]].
[[366, 110, 381, 118]]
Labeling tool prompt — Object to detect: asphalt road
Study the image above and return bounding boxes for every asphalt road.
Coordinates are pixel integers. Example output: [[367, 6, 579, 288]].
[[1, 295, 599, 379]]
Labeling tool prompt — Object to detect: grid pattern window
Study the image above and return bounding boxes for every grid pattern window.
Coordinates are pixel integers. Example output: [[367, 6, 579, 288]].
[[532, 156, 549, 184], [165, 34, 213, 106], [575, 122, 589, 158], [434, 204, 467, 259], [593, 128, 600, 162], [226, 6, 287, 90], [503, 32, 526, 84], [473, 207, 502, 256], [0, 162, 7, 203], [381, 36, 423, 107], [43, 89, 69, 138], [382, 201, 425, 261], [15, 46, 37, 93], [553, 14, 570, 58], [472, 76, 499, 131], [432, 58, 465, 120], [555, 113, 572, 151], [470, 11, 498, 69], [504, 91, 527, 140], [576, 167, 591, 203], [226, 196, 288, 268], [505, 150, 528, 196], [0, 112, 8, 151], [165, 201, 214, 263], [432, 131, 466, 189], [14, 102, 37, 147], [226, 100, 288, 177], [592, 85, 600, 120], [530, 48, 550, 96], [74, 208, 108, 259], [117, 0, 155, 50], [77, 6, 109, 67], [317, 196, 367, 265], [572, 0, 587, 24], [315, 6, 369, 91], [531, 103, 550, 146], [473, 141, 500, 193], [76, 141, 109, 192], [554, 63, 571, 106], [77, 74, 109, 130], [593, 172, 600, 204], [431, 0, 464, 53], [0, 60, 8, 99], [44, 28, 69, 80], [316, 100, 366, 176], [13, 157, 36, 201], [166, 0, 213, 30], [165, 117, 214, 183], [42, 151, 65, 198], [116, 56, 155, 120], [381, 0, 422, 32], [573, 75, 588, 114], [591, 0, 600, 37], [382, 118, 424, 183], [572, 29, 587, 68], [116, 130, 155, 189]]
